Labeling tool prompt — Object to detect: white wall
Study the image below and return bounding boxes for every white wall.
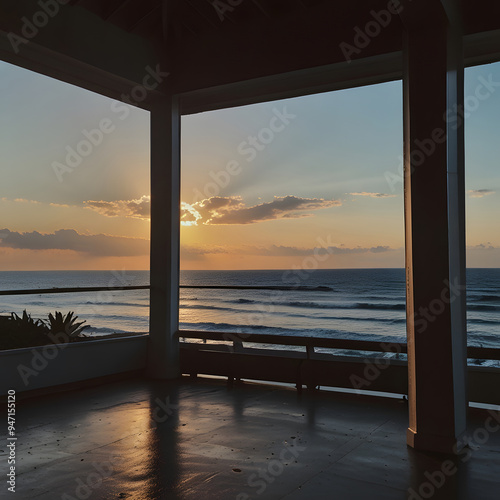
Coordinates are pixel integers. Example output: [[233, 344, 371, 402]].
[[1, 335, 148, 395]]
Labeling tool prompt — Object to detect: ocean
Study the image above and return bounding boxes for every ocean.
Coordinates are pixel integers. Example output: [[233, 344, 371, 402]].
[[0, 269, 498, 364]]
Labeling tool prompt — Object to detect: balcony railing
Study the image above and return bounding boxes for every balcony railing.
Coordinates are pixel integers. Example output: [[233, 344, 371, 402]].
[[1, 285, 498, 403], [1, 285, 499, 362], [0, 286, 150, 296], [177, 330, 500, 405], [178, 329, 500, 361]]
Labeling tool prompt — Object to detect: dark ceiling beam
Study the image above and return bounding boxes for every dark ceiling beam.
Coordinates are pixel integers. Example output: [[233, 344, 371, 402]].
[[2, 0, 499, 103], [0, 0, 160, 98], [464, 29, 500, 66], [0, 27, 161, 108], [462, 0, 500, 35], [180, 51, 402, 115], [172, 0, 403, 93]]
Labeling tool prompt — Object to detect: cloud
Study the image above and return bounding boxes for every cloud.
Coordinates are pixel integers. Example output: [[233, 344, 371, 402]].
[[84, 195, 150, 219], [246, 245, 313, 257], [467, 243, 496, 250], [1, 198, 73, 209], [49, 203, 71, 208], [180, 242, 394, 260], [81, 194, 340, 226], [0, 229, 149, 256], [468, 189, 495, 198], [185, 244, 393, 257], [13, 198, 41, 204], [185, 196, 341, 225], [350, 192, 396, 198], [180, 245, 229, 260], [319, 245, 392, 255]]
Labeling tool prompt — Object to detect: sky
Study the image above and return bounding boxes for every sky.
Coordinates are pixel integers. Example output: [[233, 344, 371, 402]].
[[0, 61, 150, 270], [0, 59, 499, 271]]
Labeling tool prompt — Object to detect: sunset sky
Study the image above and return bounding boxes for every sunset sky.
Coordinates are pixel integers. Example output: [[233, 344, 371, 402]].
[[0, 59, 499, 270]]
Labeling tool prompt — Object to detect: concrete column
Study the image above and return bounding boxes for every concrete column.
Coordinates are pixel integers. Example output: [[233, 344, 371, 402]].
[[148, 95, 181, 379], [403, 12, 467, 453]]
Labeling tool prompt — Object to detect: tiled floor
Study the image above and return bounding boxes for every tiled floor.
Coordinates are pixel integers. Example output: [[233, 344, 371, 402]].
[[5, 376, 500, 499]]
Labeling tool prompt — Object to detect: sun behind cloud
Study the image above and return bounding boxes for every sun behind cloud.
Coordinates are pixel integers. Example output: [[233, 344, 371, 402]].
[[82, 194, 342, 227], [182, 195, 341, 226]]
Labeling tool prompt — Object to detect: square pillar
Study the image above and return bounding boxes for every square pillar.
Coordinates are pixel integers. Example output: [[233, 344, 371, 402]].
[[148, 95, 181, 379], [403, 13, 467, 453]]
